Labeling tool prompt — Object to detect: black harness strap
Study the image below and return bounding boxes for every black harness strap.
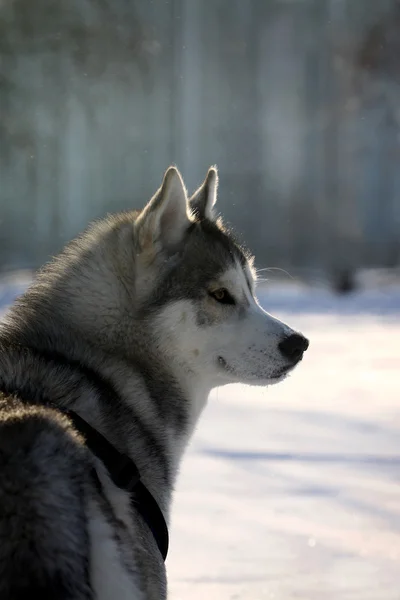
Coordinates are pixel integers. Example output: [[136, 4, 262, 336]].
[[66, 410, 169, 561]]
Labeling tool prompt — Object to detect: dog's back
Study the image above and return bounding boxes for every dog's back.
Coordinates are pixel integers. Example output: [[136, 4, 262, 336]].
[[0, 395, 92, 599]]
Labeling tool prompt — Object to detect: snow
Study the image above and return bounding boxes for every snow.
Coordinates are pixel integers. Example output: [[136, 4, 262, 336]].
[[1, 274, 399, 599]]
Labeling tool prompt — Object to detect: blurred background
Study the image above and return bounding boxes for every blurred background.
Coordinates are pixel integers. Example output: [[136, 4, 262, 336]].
[[1, 1, 400, 599], [1, 0, 400, 285]]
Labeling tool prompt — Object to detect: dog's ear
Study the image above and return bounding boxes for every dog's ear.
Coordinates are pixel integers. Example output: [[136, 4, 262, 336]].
[[135, 166, 190, 252], [189, 166, 218, 221]]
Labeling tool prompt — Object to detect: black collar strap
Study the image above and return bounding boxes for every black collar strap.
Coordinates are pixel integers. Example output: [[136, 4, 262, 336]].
[[66, 410, 169, 561]]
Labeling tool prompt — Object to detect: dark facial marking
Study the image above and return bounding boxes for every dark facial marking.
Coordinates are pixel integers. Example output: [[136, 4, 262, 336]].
[[144, 219, 250, 314]]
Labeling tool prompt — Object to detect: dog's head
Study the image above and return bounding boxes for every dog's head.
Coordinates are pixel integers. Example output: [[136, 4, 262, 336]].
[[133, 166, 309, 389]]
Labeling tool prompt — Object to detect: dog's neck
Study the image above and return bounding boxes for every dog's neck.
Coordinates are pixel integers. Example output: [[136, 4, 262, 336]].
[[2, 301, 213, 519], [103, 358, 212, 515], [80, 355, 212, 519]]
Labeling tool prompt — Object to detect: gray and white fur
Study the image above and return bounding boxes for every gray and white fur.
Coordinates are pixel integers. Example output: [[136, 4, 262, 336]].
[[0, 166, 309, 599]]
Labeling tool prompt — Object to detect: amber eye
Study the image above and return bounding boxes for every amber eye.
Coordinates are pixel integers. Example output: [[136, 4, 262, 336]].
[[209, 288, 235, 305]]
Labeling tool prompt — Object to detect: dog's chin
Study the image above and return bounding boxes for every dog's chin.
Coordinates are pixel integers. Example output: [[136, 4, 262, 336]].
[[217, 357, 295, 387]]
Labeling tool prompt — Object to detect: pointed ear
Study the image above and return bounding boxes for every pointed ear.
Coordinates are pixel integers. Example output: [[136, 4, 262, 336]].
[[135, 166, 190, 252], [189, 166, 218, 221]]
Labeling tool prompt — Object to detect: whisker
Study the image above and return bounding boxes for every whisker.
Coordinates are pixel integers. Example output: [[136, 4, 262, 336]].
[[256, 267, 295, 280]]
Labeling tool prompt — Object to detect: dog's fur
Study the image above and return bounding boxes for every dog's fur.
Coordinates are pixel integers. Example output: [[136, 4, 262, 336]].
[[0, 166, 308, 599]]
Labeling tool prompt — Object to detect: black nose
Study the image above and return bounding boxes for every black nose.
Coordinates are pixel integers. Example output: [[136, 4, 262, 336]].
[[279, 333, 309, 362]]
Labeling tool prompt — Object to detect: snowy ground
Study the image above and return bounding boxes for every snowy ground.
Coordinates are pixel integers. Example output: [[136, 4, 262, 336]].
[[1, 275, 400, 600]]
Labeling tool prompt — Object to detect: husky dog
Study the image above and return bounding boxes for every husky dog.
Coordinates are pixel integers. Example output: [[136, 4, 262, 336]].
[[0, 166, 308, 599]]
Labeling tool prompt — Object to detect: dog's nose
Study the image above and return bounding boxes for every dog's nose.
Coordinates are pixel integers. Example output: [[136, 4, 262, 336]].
[[279, 333, 309, 362]]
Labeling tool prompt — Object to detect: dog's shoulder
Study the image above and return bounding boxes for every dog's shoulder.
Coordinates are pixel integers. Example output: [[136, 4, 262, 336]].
[[0, 393, 94, 599]]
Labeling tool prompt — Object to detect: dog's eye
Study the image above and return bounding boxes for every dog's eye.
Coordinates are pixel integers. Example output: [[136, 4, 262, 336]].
[[209, 288, 235, 305]]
